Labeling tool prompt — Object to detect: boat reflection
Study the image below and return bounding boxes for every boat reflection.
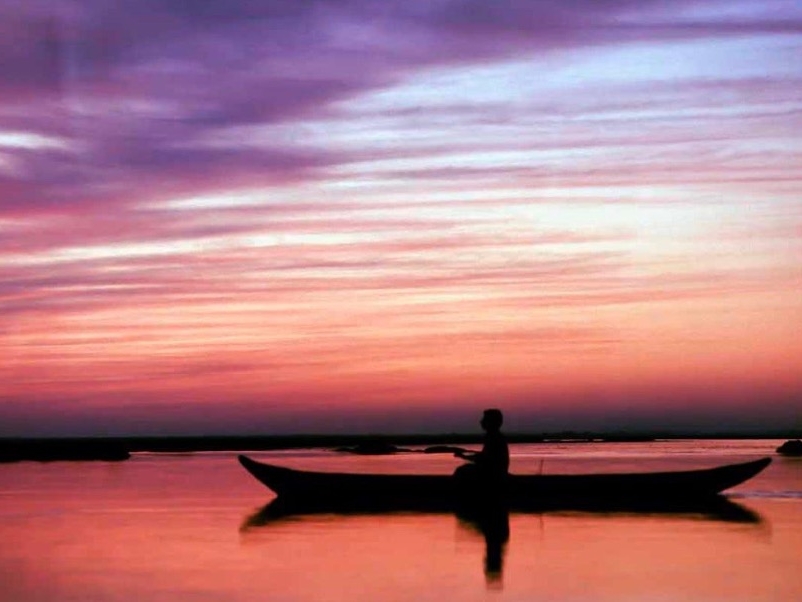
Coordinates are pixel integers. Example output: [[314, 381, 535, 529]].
[[240, 496, 763, 587], [242, 494, 762, 528]]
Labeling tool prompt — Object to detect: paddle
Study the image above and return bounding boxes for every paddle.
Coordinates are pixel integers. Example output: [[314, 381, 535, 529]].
[[422, 445, 475, 455]]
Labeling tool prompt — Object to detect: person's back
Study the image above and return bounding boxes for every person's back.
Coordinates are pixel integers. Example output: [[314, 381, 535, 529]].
[[476, 428, 509, 476]]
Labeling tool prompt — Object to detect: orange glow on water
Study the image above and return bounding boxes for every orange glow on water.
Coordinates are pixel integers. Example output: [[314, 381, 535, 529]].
[[1, 449, 800, 601]]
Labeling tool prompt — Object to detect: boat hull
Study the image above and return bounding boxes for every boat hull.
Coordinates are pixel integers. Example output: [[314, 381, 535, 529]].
[[238, 455, 771, 512]]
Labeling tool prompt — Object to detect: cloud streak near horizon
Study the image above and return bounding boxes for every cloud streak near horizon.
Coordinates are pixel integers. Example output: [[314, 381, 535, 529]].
[[1, 0, 801, 435]]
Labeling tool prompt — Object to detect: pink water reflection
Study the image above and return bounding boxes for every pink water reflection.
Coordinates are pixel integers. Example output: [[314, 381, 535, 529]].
[[0, 443, 800, 601]]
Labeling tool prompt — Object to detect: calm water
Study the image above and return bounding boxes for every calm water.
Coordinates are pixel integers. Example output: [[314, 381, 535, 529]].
[[1, 440, 800, 601]]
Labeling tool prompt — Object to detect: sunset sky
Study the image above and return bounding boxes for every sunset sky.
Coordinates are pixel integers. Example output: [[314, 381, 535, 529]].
[[1, 0, 801, 436]]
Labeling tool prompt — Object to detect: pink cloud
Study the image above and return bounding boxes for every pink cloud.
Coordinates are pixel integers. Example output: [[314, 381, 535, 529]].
[[1, 0, 801, 434]]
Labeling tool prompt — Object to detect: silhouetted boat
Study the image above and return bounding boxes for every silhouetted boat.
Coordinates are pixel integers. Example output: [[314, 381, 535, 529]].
[[238, 455, 771, 511]]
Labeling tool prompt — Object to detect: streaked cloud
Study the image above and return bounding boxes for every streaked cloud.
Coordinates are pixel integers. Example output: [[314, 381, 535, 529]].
[[1, 0, 801, 434]]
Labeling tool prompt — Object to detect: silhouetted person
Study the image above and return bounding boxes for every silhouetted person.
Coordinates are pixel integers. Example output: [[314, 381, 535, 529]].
[[453, 409, 509, 500], [455, 409, 509, 476]]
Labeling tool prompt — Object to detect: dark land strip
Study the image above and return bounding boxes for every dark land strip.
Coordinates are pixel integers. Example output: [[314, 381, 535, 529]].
[[1, 431, 799, 462]]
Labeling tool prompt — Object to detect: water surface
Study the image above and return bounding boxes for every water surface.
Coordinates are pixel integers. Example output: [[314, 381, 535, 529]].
[[1, 440, 800, 601]]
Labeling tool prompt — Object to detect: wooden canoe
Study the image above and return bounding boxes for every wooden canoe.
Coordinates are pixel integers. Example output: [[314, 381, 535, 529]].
[[238, 455, 770, 511]]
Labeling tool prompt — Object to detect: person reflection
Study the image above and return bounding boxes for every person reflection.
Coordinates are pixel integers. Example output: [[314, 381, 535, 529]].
[[480, 508, 510, 586], [459, 507, 510, 587]]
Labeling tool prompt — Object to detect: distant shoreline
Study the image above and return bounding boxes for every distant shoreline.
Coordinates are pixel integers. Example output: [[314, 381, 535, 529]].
[[1, 432, 798, 463]]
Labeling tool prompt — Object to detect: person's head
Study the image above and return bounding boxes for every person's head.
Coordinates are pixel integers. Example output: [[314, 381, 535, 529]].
[[480, 408, 503, 432]]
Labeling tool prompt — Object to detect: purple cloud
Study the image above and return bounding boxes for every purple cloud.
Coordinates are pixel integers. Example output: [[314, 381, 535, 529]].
[[1, 0, 801, 435], [4, 0, 800, 212]]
